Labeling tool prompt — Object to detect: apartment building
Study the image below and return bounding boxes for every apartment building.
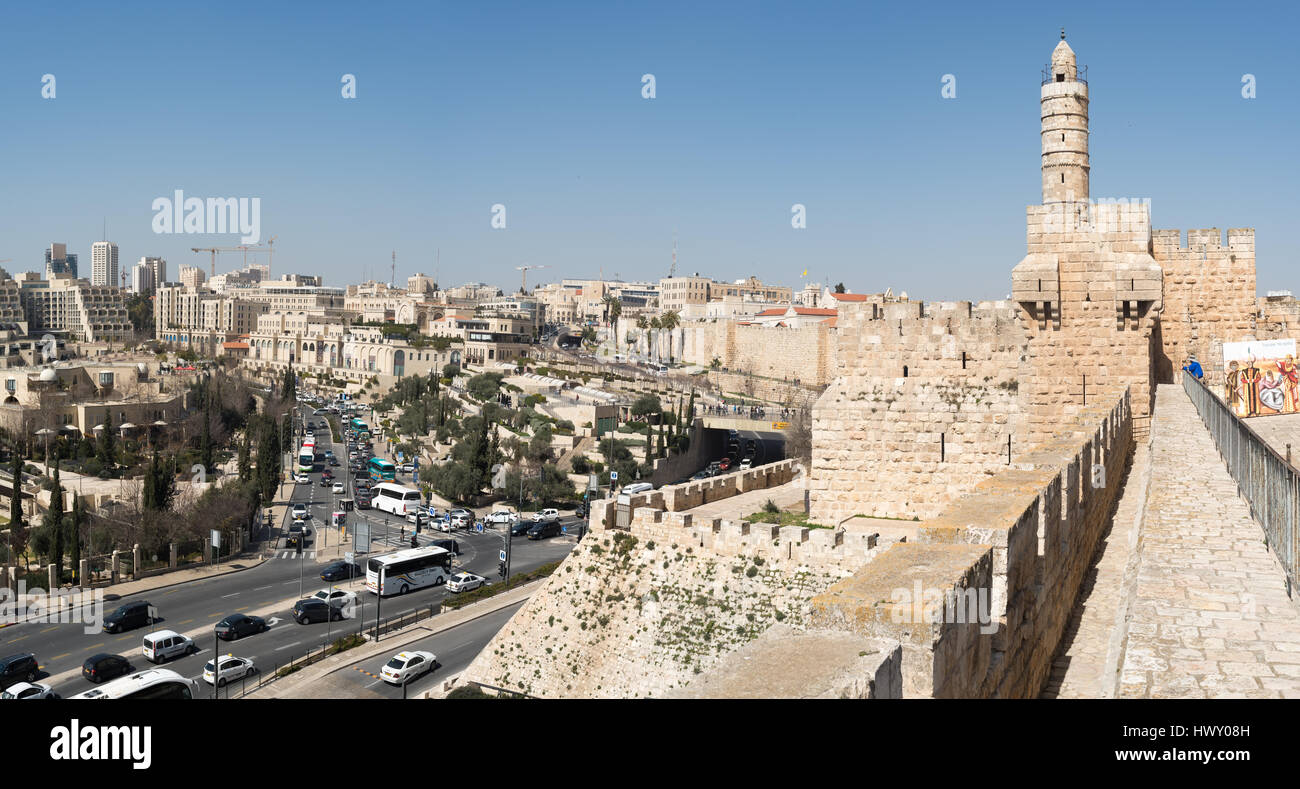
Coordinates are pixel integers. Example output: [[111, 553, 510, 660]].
[[18, 274, 131, 343], [91, 241, 120, 287]]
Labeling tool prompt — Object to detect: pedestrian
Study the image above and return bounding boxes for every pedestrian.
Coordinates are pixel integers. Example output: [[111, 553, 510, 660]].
[[1182, 355, 1204, 380]]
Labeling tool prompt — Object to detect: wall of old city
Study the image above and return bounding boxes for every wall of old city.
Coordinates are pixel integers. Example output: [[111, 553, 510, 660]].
[[1150, 228, 1257, 384], [808, 300, 1032, 525], [810, 388, 1131, 697]]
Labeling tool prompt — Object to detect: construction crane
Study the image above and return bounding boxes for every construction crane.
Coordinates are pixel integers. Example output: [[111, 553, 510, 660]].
[[516, 264, 546, 294], [668, 231, 677, 278], [191, 237, 275, 279]]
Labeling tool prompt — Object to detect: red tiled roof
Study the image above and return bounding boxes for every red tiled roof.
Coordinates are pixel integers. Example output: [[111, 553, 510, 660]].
[[791, 307, 837, 316], [830, 293, 868, 302], [755, 308, 788, 316], [223, 342, 249, 349]]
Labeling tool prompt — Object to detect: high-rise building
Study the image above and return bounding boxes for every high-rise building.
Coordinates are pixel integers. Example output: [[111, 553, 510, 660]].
[[45, 243, 78, 279], [178, 265, 207, 290], [136, 256, 166, 292], [91, 241, 119, 287], [131, 261, 155, 294]]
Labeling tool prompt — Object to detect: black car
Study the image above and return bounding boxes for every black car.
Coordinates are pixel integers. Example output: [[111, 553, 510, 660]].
[[329, 458, 340, 466], [0, 653, 39, 689], [356, 495, 372, 510], [320, 560, 362, 582], [215, 614, 267, 641], [509, 520, 533, 537], [103, 600, 152, 633], [429, 538, 459, 556], [292, 599, 343, 625], [527, 520, 562, 540], [82, 653, 132, 684], [287, 523, 309, 548], [575, 502, 587, 519]]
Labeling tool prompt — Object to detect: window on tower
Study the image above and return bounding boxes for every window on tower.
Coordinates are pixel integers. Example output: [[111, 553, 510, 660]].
[[1056, 73, 1064, 82]]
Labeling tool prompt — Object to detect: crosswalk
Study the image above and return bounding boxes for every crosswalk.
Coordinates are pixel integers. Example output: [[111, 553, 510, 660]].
[[275, 550, 318, 559]]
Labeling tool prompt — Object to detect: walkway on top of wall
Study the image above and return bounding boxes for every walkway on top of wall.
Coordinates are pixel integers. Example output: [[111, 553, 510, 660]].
[[1114, 385, 1300, 697]]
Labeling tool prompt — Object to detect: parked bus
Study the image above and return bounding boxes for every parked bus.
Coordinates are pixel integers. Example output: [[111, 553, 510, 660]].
[[365, 546, 452, 596], [297, 442, 315, 473], [350, 418, 370, 439], [370, 482, 422, 516], [368, 457, 396, 482]]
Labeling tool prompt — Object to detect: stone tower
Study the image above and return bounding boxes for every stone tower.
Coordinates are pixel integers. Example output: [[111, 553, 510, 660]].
[[1014, 35, 1164, 438], [1040, 34, 1089, 205]]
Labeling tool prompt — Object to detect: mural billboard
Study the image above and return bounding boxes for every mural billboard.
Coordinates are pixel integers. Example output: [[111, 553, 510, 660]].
[[1222, 339, 1300, 418]]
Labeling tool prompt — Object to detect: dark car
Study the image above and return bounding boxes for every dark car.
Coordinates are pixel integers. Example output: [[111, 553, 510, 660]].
[[527, 520, 562, 540], [356, 495, 372, 510], [287, 523, 309, 548], [82, 653, 132, 684], [292, 599, 343, 625], [429, 538, 459, 557], [0, 653, 39, 689], [509, 520, 533, 537], [322, 469, 334, 481], [320, 560, 362, 582], [329, 458, 340, 466], [215, 614, 267, 641], [103, 600, 152, 633], [574, 502, 587, 519]]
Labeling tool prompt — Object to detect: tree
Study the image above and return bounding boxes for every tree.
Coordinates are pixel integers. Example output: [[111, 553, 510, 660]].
[[282, 366, 296, 401], [98, 411, 116, 466], [199, 397, 214, 475], [442, 363, 460, 381], [630, 394, 662, 419], [143, 451, 176, 512], [238, 429, 252, 483], [656, 422, 666, 459], [9, 450, 27, 566], [709, 356, 722, 370], [47, 461, 64, 581], [68, 492, 83, 584], [785, 406, 812, 466], [256, 420, 279, 503], [834, 282, 846, 294]]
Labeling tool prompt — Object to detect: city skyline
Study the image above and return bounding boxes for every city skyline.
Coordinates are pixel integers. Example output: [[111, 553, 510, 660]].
[[1, 1, 1294, 300]]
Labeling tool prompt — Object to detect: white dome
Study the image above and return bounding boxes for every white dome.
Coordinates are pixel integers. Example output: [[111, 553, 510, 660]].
[[39, 367, 56, 382]]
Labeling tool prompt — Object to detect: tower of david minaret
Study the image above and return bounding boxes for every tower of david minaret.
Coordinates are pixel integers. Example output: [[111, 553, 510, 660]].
[[1013, 33, 1164, 438]]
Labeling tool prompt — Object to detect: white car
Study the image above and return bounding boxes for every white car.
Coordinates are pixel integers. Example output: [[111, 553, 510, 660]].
[[739, 458, 753, 470], [203, 654, 256, 687], [446, 572, 485, 593], [400, 463, 414, 474], [0, 681, 59, 699], [406, 509, 426, 525], [531, 508, 560, 524], [311, 588, 358, 615], [332, 482, 345, 494], [291, 503, 309, 520], [380, 650, 436, 685], [294, 473, 310, 484], [486, 510, 518, 525]]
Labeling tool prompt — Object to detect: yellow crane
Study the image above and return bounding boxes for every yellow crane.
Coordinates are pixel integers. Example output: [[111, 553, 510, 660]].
[[516, 264, 546, 294], [191, 236, 275, 279]]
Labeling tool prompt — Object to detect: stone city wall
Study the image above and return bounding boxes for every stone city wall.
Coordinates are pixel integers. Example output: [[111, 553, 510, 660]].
[[1151, 228, 1257, 384], [810, 387, 1132, 697]]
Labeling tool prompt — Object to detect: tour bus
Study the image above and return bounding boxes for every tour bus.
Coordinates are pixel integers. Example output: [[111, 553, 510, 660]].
[[69, 668, 199, 699], [365, 546, 453, 596], [297, 442, 315, 473], [350, 418, 370, 439], [370, 481, 422, 516], [368, 457, 396, 482]]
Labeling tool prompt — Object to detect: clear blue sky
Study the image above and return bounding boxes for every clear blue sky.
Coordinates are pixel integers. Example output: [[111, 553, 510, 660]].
[[0, 0, 1295, 299]]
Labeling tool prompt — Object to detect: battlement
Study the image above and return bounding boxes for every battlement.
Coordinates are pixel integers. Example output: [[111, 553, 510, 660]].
[[624, 507, 885, 572], [810, 386, 1132, 697], [1151, 227, 1255, 253]]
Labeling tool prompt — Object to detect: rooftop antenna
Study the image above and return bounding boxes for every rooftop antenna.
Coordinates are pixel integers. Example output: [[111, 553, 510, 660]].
[[669, 231, 677, 278], [1061, 26, 1066, 40], [391, 250, 396, 288]]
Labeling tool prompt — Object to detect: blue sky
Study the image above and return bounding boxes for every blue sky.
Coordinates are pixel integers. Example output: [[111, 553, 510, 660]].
[[0, 0, 1295, 299]]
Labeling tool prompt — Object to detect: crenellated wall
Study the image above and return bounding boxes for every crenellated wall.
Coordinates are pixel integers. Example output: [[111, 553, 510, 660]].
[[810, 387, 1132, 697]]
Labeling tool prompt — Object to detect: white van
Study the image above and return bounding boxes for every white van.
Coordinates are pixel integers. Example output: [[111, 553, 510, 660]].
[[71, 668, 198, 700], [622, 482, 654, 495], [142, 630, 194, 664]]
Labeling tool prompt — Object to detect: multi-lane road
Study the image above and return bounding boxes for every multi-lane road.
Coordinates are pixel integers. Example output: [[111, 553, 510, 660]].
[[0, 402, 581, 698]]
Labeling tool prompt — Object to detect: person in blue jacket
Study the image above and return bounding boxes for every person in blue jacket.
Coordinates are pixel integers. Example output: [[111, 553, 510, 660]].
[[1182, 355, 1204, 380]]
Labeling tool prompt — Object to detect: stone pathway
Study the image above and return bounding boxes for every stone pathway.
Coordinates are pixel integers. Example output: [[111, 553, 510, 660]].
[[1042, 440, 1151, 698], [1115, 385, 1300, 698]]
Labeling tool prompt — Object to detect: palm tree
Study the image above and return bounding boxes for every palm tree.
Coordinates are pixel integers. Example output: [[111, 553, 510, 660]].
[[658, 311, 680, 363]]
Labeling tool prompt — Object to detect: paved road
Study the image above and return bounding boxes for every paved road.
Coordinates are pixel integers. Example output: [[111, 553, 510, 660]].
[[313, 601, 525, 699], [0, 405, 580, 698]]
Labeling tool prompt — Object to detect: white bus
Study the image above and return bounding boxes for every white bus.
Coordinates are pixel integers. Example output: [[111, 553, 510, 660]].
[[366, 546, 453, 596], [69, 668, 198, 700], [297, 441, 315, 473], [370, 482, 423, 517]]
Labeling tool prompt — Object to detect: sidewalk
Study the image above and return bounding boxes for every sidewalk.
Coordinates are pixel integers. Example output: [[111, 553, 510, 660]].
[[244, 577, 547, 698]]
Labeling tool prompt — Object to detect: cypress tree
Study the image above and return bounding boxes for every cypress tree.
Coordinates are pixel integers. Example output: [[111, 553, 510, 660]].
[[238, 428, 252, 483], [9, 450, 26, 565], [47, 460, 64, 581], [68, 493, 83, 585]]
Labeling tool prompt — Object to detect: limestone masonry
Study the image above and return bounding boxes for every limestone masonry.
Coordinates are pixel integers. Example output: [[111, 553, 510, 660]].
[[462, 36, 1281, 698]]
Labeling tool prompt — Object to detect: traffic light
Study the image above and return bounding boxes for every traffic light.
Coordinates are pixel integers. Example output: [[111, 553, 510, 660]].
[[498, 561, 507, 579]]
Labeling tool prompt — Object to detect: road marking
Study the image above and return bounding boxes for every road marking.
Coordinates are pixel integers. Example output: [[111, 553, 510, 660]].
[[115, 635, 134, 642], [177, 619, 194, 625], [40, 626, 59, 634], [6, 634, 26, 643], [221, 592, 240, 599], [51, 652, 70, 660], [254, 585, 273, 591], [87, 642, 104, 650], [274, 641, 302, 652]]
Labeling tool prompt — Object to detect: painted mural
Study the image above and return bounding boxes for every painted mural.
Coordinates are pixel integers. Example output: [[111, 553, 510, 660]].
[[1223, 339, 1300, 418]]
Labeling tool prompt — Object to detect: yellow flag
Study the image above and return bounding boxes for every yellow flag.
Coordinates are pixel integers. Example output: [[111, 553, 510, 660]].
[[801, 268, 808, 277]]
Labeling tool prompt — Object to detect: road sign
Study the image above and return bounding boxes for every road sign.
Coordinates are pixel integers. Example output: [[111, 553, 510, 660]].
[[587, 474, 598, 492], [210, 529, 220, 548], [476, 522, 484, 533], [345, 552, 354, 563], [610, 471, 618, 482], [499, 550, 507, 562], [772, 421, 789, 430]]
